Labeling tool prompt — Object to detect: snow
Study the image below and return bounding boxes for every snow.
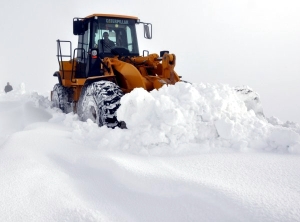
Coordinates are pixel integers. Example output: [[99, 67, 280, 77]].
[[1, 82, 300, 222]]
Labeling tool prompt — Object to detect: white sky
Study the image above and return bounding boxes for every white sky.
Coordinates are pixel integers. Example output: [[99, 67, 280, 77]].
[[1, 0, 300, 124], [1, 83, 300, 221]]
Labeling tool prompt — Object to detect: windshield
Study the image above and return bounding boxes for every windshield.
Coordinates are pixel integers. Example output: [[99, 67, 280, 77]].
[[92, 17, 139, 55]]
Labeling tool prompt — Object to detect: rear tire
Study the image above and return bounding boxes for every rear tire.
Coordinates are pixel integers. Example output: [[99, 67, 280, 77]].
[[77, 81, 124, 128], [51, 84, 73, 113]]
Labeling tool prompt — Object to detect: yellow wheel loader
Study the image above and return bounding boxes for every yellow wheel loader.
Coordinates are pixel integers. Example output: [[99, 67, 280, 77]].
[[51, 14, 181, 128]]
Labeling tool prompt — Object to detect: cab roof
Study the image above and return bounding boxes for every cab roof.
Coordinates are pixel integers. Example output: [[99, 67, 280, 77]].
[[85, 14, 139, 20]]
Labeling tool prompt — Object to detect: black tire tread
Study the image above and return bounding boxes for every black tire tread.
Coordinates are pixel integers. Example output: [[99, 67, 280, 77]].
[[51, 84, 73, 113], [77, 81, 123, 128]]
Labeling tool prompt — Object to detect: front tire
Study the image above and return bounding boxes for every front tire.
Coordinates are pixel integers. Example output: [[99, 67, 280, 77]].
[[77, 81, 124, 128]]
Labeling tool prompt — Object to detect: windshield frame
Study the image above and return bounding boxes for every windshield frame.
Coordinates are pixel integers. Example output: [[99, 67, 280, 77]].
[[91, 16, 140, 57]]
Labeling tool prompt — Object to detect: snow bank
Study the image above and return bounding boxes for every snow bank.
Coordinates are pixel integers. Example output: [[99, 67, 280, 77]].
[[117, 82, 300, 154], [1, 82, 300, 222], [1, 82, 300, 155]]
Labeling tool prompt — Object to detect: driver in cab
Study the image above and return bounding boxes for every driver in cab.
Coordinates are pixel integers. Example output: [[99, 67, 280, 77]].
[[99, 32, 115, 52]]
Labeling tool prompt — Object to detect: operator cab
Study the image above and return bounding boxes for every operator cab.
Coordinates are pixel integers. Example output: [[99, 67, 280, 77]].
[[73, 14, 152, 78], [73, 14, 152, 58]]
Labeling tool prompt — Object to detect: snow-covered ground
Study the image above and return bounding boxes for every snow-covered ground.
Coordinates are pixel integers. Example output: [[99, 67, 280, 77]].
[[1, 82, 300, 222]]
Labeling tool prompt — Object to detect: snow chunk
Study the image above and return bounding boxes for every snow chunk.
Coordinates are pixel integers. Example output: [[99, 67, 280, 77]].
[[215, 117, 235, 139]]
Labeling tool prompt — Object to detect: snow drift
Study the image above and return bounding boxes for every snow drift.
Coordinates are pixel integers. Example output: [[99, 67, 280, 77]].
[[116, 82, 300, 154], [0, 82, 300, 222]]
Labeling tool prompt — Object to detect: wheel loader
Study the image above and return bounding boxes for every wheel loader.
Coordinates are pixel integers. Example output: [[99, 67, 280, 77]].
[[51, 13, 181, 128]]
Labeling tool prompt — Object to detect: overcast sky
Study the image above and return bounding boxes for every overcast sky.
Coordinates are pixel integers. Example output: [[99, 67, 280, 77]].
[[1, 0, 300, 123]]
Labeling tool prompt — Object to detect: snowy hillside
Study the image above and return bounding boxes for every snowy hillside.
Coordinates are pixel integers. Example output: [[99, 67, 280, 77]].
[[0, 82, 300, 222]]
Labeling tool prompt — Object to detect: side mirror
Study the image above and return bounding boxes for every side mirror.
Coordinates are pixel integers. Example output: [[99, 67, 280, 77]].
[[144, 23, 152, 39], [73, 18, 86, 35]]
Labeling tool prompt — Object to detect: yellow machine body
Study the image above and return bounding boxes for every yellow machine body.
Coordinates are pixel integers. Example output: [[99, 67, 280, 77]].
[[54, 13, 181, 109]]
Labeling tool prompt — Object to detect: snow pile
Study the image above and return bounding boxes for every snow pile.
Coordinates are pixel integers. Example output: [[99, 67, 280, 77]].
[[1, 82, 299, 155], [0, 86, 51, 146], [117, 82, 300, 154]]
